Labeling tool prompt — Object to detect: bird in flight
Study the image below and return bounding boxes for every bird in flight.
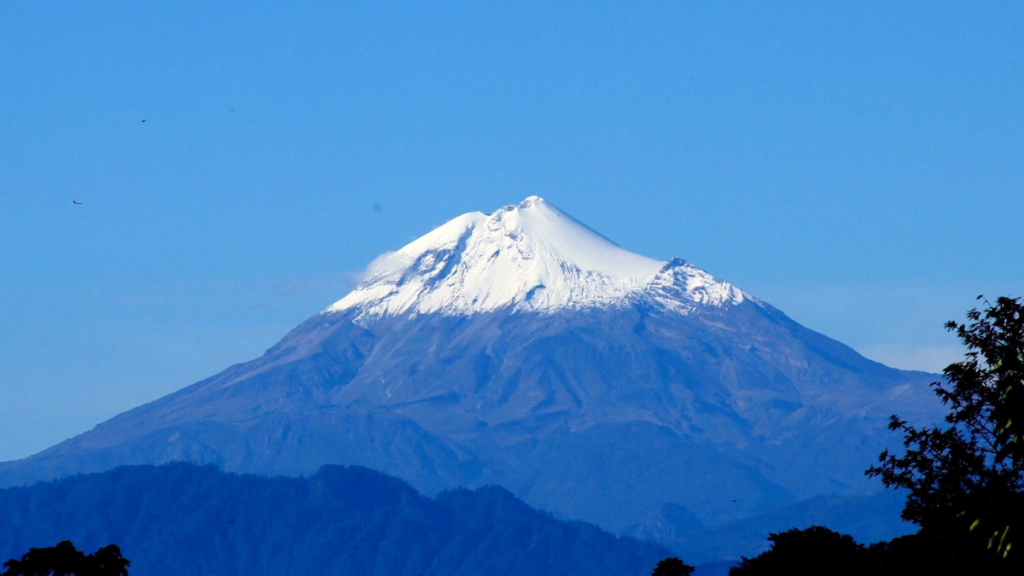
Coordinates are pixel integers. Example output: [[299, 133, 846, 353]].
[[73, 200, 82, 206]]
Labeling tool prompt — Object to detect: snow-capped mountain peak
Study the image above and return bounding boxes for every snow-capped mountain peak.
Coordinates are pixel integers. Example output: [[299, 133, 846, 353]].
[[326, 196, 744, 320]]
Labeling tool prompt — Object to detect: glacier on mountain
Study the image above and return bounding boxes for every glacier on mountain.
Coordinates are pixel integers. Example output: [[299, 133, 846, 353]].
[[326, 196, 745, 322]]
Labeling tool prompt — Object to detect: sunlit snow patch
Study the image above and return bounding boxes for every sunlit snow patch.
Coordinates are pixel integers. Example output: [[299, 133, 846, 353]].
[[326, 196, 745, 322]]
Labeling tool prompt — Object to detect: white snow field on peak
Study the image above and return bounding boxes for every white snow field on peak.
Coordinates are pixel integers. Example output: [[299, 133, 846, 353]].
[[326, 196, 746, 320]]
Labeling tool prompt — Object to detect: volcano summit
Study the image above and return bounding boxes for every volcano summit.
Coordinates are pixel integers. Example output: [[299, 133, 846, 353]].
[[1, 197, 939, 560], [329, 195, 743, 319]]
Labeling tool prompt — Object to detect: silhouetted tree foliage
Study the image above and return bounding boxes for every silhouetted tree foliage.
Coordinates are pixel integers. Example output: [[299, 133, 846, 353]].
[[733, 298, 1024, 575], [651, 556, 694, 576], [868, 296, 1023, 568], [728, 526, 1012, 575], [729, 526, 868, 576], [2, 541, 129, 576], [953, 295, 1023, 557]]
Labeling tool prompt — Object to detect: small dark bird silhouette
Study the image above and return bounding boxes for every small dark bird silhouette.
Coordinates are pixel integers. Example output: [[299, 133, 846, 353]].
[[73, 200, 82, 206], [141, 119, 146, 123]]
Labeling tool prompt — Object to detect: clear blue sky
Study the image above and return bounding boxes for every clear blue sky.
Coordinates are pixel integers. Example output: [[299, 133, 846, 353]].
[[2, 2, 1022, 461]]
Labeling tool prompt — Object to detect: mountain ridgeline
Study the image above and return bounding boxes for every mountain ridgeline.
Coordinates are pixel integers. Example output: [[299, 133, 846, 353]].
[[0, 463, 668, 576], [0, 197, 941, 561]]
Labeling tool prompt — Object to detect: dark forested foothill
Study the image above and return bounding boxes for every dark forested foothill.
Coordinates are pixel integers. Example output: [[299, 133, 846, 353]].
[[0, 463, 667, 576]]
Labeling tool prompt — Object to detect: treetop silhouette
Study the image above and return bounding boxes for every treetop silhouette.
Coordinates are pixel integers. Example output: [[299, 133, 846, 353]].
[[3, 541, 129, 576]]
